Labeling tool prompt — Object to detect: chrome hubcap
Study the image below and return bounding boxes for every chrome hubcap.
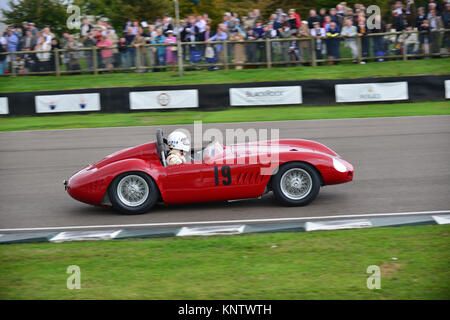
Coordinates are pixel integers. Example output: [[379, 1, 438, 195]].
[[117, 175, 149, 207], [280, 168, 313, 200]]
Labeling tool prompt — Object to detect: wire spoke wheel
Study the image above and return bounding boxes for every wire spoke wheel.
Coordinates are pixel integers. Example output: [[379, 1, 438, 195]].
[[117, 174, 149, 207], [280, 168, 313, 200]]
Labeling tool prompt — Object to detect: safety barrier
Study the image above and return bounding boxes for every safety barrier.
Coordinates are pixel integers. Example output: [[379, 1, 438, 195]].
[[0, 75, 448, 116]]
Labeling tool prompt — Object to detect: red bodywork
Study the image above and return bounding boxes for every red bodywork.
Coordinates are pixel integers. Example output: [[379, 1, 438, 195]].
[[66, 139, 353, 207]]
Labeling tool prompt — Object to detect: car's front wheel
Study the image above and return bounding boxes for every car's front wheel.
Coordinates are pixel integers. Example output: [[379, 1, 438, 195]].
[[109, 172, 159, 215], [272, 162, 321, 206]]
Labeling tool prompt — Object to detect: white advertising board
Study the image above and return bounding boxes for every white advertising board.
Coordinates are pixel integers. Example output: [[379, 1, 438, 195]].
[[130, 90, 199, 109], [335, 82, 408, 103], [230, 86, 302, 106]]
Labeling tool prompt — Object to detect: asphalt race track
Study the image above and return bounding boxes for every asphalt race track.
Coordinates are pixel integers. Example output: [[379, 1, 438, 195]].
[[0, 116, 449, 231]]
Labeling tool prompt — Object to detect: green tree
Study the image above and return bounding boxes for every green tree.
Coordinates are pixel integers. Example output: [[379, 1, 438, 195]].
[[1, 0, 67, 35], [74, 0, 172, 34]]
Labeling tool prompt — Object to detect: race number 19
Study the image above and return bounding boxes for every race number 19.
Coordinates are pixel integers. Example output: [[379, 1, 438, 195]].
[[214, 166, 231, 186]]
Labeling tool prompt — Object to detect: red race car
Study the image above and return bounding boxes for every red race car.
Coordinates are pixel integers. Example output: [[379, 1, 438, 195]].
[[64, 129, 354, 215]]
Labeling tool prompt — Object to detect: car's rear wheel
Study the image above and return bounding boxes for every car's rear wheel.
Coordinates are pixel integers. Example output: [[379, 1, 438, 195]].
[[109, 172, 158, 215], [272, 162, 321, 206]]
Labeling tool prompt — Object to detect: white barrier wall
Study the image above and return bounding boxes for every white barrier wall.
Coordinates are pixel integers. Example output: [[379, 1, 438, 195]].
[[230, 86, 302, 106], [35, 93, 101, 113], [335, 82, 409, 103], [0, 97, 8, 115], [130, 90, 199, 110], [445, 80, 450, 99]]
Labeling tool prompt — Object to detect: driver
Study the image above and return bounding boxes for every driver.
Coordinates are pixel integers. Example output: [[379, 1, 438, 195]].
[[166, 131, 190, 165]]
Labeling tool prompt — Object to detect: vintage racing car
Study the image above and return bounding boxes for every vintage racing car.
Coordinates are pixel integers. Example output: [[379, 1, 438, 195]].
[[64, 129, 354, 214]]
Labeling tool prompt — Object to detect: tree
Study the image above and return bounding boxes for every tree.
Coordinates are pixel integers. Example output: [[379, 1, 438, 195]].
[[73, 0, 172, 33], [1, 0, 67, 35]]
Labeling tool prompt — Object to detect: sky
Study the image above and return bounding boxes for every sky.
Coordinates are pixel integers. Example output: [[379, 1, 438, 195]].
[[0, 0, 11, 12]]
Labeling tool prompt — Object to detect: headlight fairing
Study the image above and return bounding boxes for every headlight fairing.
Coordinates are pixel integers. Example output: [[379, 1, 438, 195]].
[[333, 157, 347, 173]]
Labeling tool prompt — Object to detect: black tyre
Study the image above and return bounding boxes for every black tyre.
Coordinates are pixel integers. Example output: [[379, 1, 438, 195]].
[[108, 171, 159, 215], [272, 162, 321, 206]]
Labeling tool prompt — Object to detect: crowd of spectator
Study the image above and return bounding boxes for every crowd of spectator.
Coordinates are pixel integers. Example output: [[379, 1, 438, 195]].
[[0, 0, 449, 74]]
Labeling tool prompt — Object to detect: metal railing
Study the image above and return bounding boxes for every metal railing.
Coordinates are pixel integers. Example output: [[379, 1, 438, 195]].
[[0, 29, 448, 77]]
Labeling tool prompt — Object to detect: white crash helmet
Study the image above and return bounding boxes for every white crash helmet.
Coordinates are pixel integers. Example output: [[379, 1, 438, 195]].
[[167, 131, 190, 153]]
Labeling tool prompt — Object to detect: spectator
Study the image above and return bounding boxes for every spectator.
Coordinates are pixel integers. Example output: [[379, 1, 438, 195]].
[[329, 8, 343, 27], [253, 21, 266, 62], [308, 9, 321, 29], [429, 9, 444, 54], [131, 21, 140, 35], [80, 19, 93, 38], [369, 14, 387, 60], [64, 35, 81, 71], [288, 9, 301, 32], [245, 28, 258, 63], [0, 39, 6, 74], [96, 35, 114, 70], [152, 28, 166, 70], [279, 24, 294, 62], [124, 27, 136, 67], [83, 31, 97, 70], [42, 27, 53, 44], [405, 0, 417, 27], [419, 19, 431, 55], [35, 34, 52, 71], [341, 18, 359, 62], [49, 38, 61, 71], [144, 25, 157, 67], [326, 22, 341, 63], [6, 29, 19, 53], [118, 37, 129, 68], [20, 29, 37, 51], [392, 10, 406, 32], [106, 28, 119, 67], [318, 8, 327, 25], [297, 21, 311, 64], [28, 22, 39, 37], [443, 3, 450, 52], [311, 21, 326, 62], [357, 17, 370, 61], [131, 32, 147, 70], [207, 27, 228, 69], [6, 28, 19, 72], [416, 7, 427, 27], [243, 12, 255, 31], [230, 27, 246, 69], [401, 25, 420, 54], [164, 30, 177, 71], [162, 17, 173, 34]]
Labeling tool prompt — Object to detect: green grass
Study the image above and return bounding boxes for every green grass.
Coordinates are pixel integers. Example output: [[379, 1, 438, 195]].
[[1, 101, 449, 132], [1, 59, 449, 93], [0, 225, 449, 299]]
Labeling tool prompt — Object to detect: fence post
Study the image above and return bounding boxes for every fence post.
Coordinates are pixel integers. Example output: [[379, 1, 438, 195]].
[[92, 47, 98, 75], [54, 49, 60, 76], [356, 36, 362, 64], [402, 30, 407, 61], [311, 38, 317, 67], [11, 53, 17, 77], [223, 40, 229, 70], [265, 38, 272, 69], [136, 47, 141, 71]]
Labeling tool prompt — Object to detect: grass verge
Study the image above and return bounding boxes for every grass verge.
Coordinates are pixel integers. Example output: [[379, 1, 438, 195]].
[[0, 225, 449, 299], [1, 101, 449, 132], [0, 59, 449, 93]]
